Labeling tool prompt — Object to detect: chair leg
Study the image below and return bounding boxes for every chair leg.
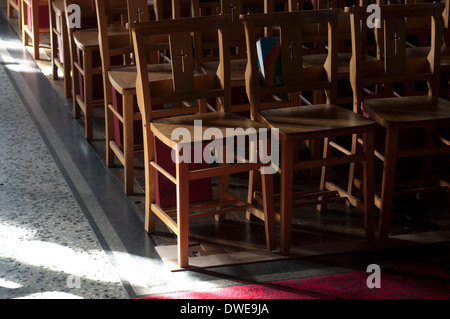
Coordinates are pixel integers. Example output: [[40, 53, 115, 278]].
[[7, 1, 13, 18], [318, 137, 333, 212], [105, 95, 115, 167], [216, 171, 229, 222], [123, 94, 135, 195], [72, 59, 81, 119], [22, 1, 27, 47], [18, 0, 22, 31], [176, 161, 190, 268], [245, 139, 264, 220], [83, 50, 93, 141], [347, 134, 358, 198], [144, 133, 156, 233], [50, 14, 58, 81], [246, 166, 260, 221], [362, 130, 375, 242], [379, 128, 399, 239], [261, 170, 276, 251], [32, 2, 40, 60], [144, 197, 156, 234], [61, 15, 72, 98], [280, 139, 294, 256]]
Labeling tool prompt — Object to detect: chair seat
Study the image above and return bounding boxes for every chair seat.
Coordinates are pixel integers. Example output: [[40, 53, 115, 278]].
[[151, 112, 269, 148], [73, 28, 99, 50], [406, 46, 450, 67], [109, 63, 174, 95], [200, 58, 247, 83], [74, 26, 127, 51], [363, 96, 450, 129], [260, 104, 375, 136], [303, 53, 376, 77]]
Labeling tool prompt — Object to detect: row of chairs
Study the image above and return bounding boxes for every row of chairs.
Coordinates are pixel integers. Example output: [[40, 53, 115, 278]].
[[129, 1, 450, 267], [6, 0, 50, 60], [9, 0, 449, 190], [6, 0, 450, 268]]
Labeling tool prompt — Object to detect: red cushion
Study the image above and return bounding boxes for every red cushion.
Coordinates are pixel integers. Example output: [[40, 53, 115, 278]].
[[154, 137, 213, 208], [76, 49, 104, 100], [27, 3, 49, 30], [111, 87, 143, 148]]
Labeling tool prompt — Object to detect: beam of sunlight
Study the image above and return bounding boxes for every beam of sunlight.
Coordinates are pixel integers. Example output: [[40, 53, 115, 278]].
[[0, 223, 122, 285], [0, 39, 41, 74], [0, 278, 22, 289], [16, 292, 83, 299], [0, 39, 26, 51], [0, 223, 36, 240], [3, 62, 41, 74], [109, 251, 223, 295]]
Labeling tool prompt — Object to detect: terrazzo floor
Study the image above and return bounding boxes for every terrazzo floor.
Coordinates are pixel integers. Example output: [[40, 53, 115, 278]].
[[0, 41, 129, 299], [1, 0, 450, 301]]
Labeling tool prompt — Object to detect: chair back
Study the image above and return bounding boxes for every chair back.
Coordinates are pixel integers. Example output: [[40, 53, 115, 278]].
[[265, 0, 350, 51], [241, 9, 339, 119], [95, 0, 133, 73], [64, 0, 97, 29], [349, 3, 445, 111], [128, 0, 151, 23], [191, 0, 262, 72], [153, 0, 192, 19], [64, 0, 98, 63], [129, 14, 232, 124]]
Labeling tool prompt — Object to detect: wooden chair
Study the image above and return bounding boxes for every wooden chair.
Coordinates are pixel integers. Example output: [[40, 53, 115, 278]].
[[95, 0, 147, 194], [65, 0, 104, 141], [129, 14, 276, 268], [391, 0, 450, 97], [348, 3, 450, 239], [269, 0, 351, 51], [192, 0, 272, 114], [241, 9, 376, 256], [22, 0, 50, 60], [263, 0, 360, 180], [264, 0, 357, 106], [365, 0, 436, 96], [7, 0, 22, 30], [129, 0, 213, 207], [49, 0, 72, 98], [374, 0, 433, 47]]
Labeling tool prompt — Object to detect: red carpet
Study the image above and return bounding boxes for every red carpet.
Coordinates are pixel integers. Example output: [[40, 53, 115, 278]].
[[146, 265, 450, 299]]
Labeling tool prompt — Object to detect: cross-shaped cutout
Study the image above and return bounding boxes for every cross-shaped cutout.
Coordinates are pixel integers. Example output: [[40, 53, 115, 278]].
[[179, 50, 188, 72], [134, 8, 143, 23], [392, 33, 401, 55], [228, 3, 237, 22], [288, 41, 296, 64]]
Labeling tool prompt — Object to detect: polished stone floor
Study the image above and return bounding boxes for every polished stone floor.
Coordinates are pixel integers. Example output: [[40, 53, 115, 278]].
[[1, 1, 450, 300]]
